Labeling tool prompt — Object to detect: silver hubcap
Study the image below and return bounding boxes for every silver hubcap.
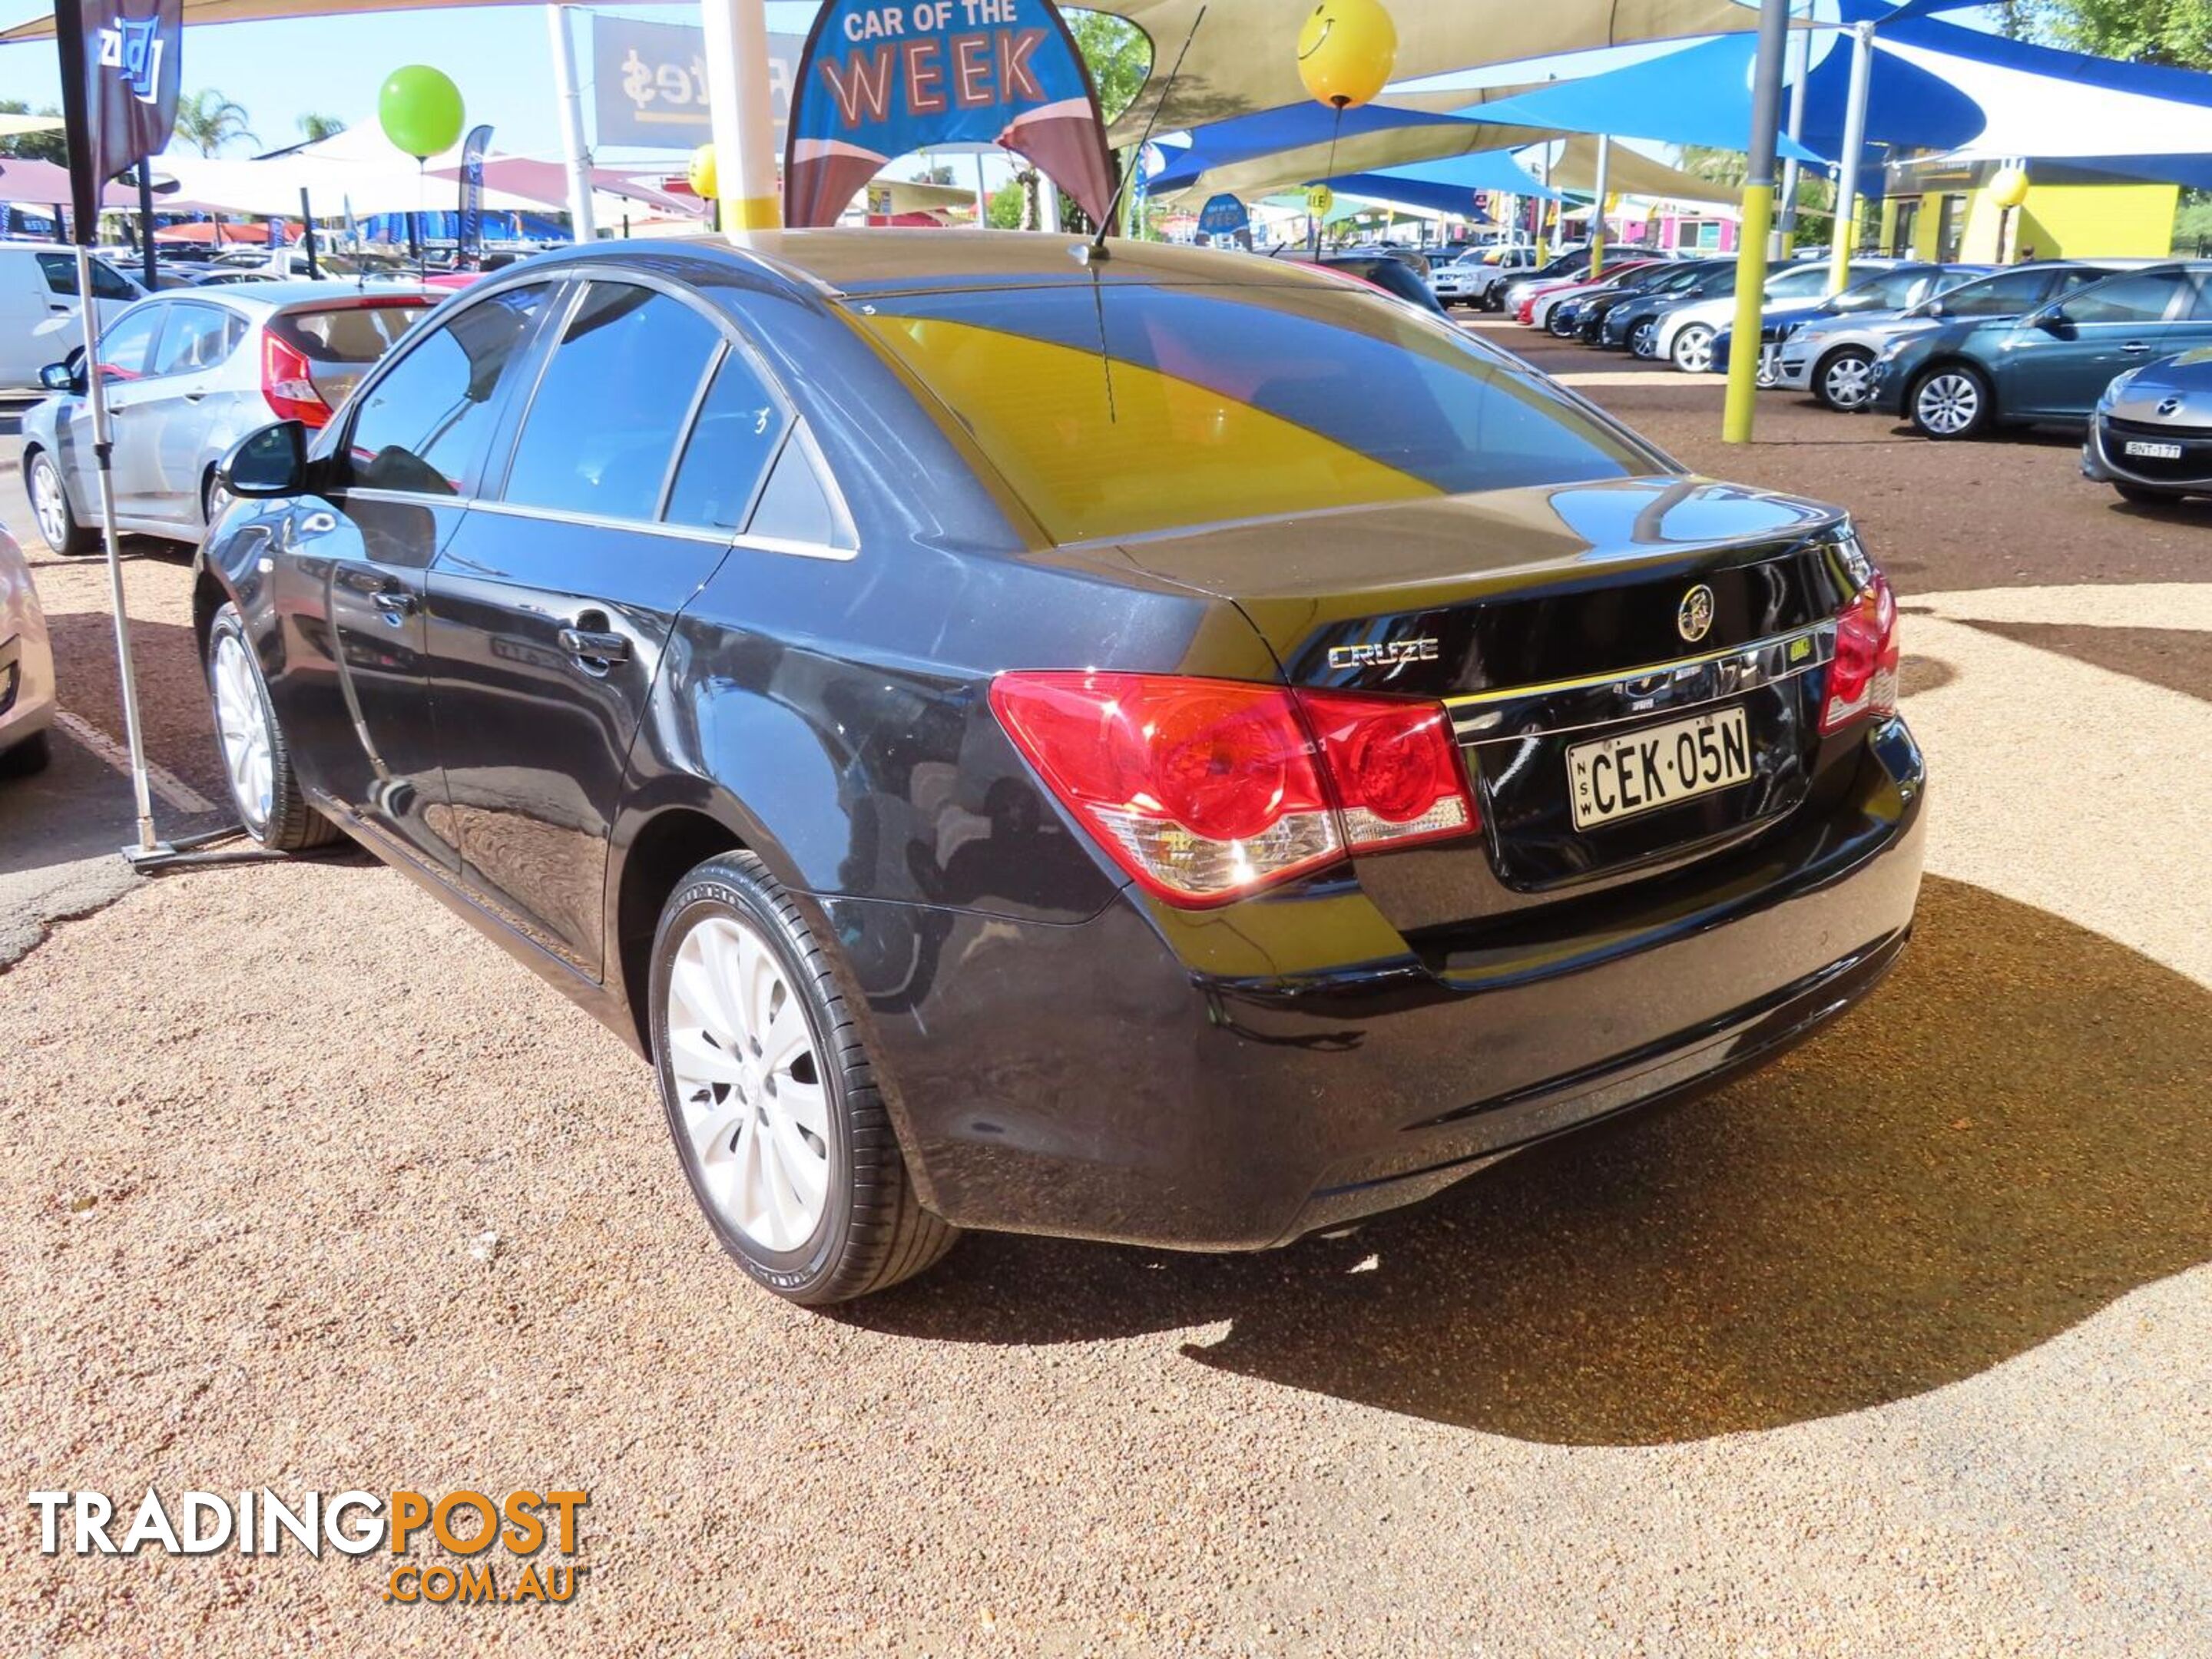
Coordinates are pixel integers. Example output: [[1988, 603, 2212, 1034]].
[[1917, 373, 1980, 434], [1823, 354, 1873, 409], [210, 632, 273, 829], [1676, 329, 1713, 373], [666, 915, 830, 1253], [31, 459, 68, 548], [1631, 322, 1657, 356]]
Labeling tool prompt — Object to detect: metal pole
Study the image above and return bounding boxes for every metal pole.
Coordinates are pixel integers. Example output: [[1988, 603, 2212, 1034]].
[[1721, 0, 1793, 444], [1536, 141, 1551, 264], [1040, 172, 1063, 234], [548, 5, 598, 243], [974, 152, 989, 228], [74, 246, 159, 856], [700, 0, 781, 235], [134, 167, 156, 289], [1829, 21, 1876, 295], [1777, 0, 1810, 257], [1590, 134, 1611, 277], [300, 187, 318, 278]]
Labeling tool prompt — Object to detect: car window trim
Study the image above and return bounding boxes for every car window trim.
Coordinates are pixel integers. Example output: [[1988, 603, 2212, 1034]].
[[656, 338, 729, 522], [146, 300, 234, 379], [98, 300, 171, 379], [733, 419, 859, 564]]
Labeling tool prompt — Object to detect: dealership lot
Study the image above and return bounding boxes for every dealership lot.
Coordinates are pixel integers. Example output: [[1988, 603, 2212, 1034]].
[[3, 336, 2208, 1652]]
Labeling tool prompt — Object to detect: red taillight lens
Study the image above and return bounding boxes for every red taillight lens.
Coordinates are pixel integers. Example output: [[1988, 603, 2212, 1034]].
[[988, 672, 1478, 907], [1820, 571, 1901, 733], [261, 333, 331, 429]]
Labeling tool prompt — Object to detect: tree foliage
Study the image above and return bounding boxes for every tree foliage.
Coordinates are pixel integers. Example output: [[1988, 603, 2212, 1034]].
[[296, 112, 346, 143], [174, 91, 257, 157], [2039, 0, 2212, 65], [0, 98, 68, 166], [1068, 10, 1151, 124]]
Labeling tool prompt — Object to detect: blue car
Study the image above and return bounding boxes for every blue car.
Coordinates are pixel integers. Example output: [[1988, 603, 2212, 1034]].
[[1712, 263, 1991, 380]]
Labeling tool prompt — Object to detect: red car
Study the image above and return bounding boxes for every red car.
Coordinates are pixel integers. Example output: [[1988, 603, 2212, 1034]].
[[1515, 260, 1664, 326]]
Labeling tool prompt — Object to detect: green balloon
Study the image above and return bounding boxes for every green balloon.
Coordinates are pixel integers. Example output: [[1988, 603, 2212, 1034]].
[[378, 65, 465, 159]]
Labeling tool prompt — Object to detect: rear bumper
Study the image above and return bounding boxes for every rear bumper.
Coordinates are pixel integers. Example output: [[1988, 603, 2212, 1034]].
[[822, 717, 1929, 1251]]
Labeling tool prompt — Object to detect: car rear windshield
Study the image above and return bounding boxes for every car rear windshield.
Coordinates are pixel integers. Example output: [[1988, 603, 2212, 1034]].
[[268, 303, 426, 363], [849, 280, 1654, 544]]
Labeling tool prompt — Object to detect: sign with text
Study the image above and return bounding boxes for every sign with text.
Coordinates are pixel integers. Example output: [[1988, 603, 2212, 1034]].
[[591, 15, 804, 151], [55, 0, 182, 242], [784, 0, 1112, 228]]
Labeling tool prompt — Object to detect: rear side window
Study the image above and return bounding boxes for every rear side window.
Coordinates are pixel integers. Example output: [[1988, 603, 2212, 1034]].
[[853, 281, 1651, 544], [1939, 267, 2059, 316], [664, 349, 788, 531], [346, 283, 552, 497], [149, 304, 237, 376], [501, 282, 723, 522], [269, 303, 426, 364]]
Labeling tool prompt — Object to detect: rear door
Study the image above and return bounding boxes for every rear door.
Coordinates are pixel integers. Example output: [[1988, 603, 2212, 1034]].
[[2002, 267, 2191, 418], [427, 277, 783, 975], [134, 300, 246, 525]]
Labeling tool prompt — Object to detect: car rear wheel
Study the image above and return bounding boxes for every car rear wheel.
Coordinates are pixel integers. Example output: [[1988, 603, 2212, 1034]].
[[650, 851, 958, 1305], [1909, 365, 1992, 439], [1814, 346, 1876, 412], [1671, 324, 1715, 374], [204, 603, 341, 849], [27, 452, 95, 557], [1630, 318, 1660, 358]]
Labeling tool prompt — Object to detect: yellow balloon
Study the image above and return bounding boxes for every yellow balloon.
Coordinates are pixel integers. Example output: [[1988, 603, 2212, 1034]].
[[1988, 165, 2029, 210], [1296, 0, 1398, 111], [688, 144, 720, 202]]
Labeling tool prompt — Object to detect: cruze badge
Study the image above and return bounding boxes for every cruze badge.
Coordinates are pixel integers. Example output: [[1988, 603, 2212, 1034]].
[[2158, 395, 2185, 416], [1328, 637, 1440, 671], [1677, 584, 1717, 644]]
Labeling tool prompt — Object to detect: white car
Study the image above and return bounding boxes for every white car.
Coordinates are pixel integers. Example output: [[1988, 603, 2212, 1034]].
[[1654, 261, 1888, 373], [0, 526, 55, 775], [1431, 245, 1535, 308], [0, 245, 146, 392]]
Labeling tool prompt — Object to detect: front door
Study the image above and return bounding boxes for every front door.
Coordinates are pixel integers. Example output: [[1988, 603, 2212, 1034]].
[[428, 280, 785, 975], [306, 280, 561, 871], [55, 300, 167, 520], [2002, 268, 2190, 419]]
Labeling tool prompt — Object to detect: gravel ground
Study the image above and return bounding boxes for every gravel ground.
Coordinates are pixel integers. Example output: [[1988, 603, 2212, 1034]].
[[2, 331, 2207, 1655]]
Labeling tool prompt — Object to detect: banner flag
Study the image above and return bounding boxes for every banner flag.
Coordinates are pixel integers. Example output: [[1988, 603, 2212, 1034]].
[[456, 122, 492, 264], [784, 0, 1114, 230], [53, 0, 182, 243]]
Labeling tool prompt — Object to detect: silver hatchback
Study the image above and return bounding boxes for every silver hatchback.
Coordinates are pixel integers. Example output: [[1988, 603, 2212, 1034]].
[[19, 280, 435, 553]]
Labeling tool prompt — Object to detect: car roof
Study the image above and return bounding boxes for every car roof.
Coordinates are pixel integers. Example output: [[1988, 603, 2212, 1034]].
[[133, 277, 442, 313]]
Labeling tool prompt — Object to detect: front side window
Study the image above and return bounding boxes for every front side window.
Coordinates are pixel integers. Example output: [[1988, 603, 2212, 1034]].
[[94, 305, 164, 379], [502, 282, 723, 522], [150, 304, 236, 376], [1765, 266, 1832, 300], [1936, 268, 2056, 317], [37, 252, 137, 300], [345, 283, 552, 496], [2060, 270, 2187, 326], [854, 280, 1654, 545]]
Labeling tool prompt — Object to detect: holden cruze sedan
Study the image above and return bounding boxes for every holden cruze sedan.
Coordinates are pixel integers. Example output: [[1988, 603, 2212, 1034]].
[[193, 233, 1926, 1305]]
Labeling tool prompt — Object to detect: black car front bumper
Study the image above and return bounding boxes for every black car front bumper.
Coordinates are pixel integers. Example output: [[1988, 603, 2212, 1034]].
[[816, 718, 1929, 1251]]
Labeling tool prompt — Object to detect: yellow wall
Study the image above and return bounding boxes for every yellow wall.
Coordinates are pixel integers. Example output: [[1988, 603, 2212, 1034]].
[[1876, 181, 2177, 261]]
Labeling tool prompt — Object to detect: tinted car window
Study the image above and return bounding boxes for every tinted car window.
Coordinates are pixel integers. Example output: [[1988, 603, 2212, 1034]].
[[2060, 270, 2187, 326], [1929, 267, 2054, 317], [665, 348, 787, 531], [346, 283, 551, 497], [149, 303, 235, 376], [856, 281, 1653, 543], [38, 252, 137, 300], [502, 282, 723, 522], [747, 436, 851, 548], [270, 303, 426, 364], [95, 305, 164, 378]]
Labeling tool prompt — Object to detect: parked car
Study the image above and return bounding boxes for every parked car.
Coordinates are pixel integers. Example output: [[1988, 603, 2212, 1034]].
[[1710, 262, 1991, 382], [1526, 260, 1666, 333], [1597, 260, 1743, 355], [1654, 261, 1889, 373], [189, 233, 1924, 1305], [1869, 262, 2212, 439], [1499, 247, 1592, 317], [0, 245, 145, 392], [21, 281, 434, 554], [2081, 345, 2212, 502], [1430, 244, 1532, 309], [0, 526, 55, 776], [1568, 259, 1725, 344], [1774, 262, 2125, 411], [1313, 253, 1449, 313]]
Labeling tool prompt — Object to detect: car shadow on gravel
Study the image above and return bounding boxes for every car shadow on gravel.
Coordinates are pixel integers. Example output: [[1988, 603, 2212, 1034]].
[[843, 876, 2212, 1446]]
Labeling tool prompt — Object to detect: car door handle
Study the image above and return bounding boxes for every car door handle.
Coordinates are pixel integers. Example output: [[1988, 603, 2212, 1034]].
[[558, 625, 631, 670], [2121, 340, 2153, 354], [371, 585, 418, 620]]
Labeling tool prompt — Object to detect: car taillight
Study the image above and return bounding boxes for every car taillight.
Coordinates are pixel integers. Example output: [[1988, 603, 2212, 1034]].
[[988, 672, 1479, 907], [261, 333, 330, 429], [1820, 571, 1901, 733]]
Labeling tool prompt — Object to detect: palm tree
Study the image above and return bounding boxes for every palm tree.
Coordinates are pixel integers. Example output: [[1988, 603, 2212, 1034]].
[[174, 90, 257, 157], [296, 112, 345, 143]]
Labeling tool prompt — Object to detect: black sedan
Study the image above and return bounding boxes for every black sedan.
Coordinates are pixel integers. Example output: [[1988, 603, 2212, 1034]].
[[2083, 345, 2212, 502], [194, 233, 1926, 1304]]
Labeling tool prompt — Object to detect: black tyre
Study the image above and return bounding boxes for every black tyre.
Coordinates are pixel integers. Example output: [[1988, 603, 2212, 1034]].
[[650, 851, 957, 1305], [1908, 363, 1993, 440], [204, 602, 341, 849], [26, 450, 96, 557], [1813, 346, 1877, 412], [0, 729, 51, 777]]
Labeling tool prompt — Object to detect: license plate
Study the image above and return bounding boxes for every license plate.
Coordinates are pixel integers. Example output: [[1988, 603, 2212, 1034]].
[[2125, 439, 2183, 459], [1568, 707, 1753, 831]]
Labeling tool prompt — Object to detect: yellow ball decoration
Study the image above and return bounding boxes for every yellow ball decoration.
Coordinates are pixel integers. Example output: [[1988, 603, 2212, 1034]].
[[1296, 0, 1399, 111], [1988, 165, 2029, 210], [688, 144, 720, 202]]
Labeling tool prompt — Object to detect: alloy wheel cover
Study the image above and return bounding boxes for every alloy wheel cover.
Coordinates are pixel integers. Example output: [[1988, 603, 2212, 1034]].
[[1824, 354, 1873, 408], [1918, 372, 1980, 434], [31, 459, 68, 548], [210, 633, 273, 829]]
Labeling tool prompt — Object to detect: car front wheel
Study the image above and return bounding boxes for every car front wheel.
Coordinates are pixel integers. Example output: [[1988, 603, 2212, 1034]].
[[1671, 324, 1715, 374], [204, 602, 340, 849], [1814, 346, 1876, 411], [27, 452, 95, 557], [1630, 319, 1660, 358], [650, 851, 958, 1305], [1909, 364, 1992, 439]]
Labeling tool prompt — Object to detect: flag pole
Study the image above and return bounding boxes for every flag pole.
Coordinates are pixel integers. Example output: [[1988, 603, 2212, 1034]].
[[73, 242, 161, 857]]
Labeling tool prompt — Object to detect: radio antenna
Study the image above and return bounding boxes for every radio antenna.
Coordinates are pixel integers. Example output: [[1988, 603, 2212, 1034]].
[[1088, 5, 1206, 260]]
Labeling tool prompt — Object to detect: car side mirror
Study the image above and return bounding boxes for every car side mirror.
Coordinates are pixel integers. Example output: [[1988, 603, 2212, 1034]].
[[39, 360, 79, 393], [1925, 299, 1946, 319], [2037, 306, 2073, 335], [218, 421, 308, 499]]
